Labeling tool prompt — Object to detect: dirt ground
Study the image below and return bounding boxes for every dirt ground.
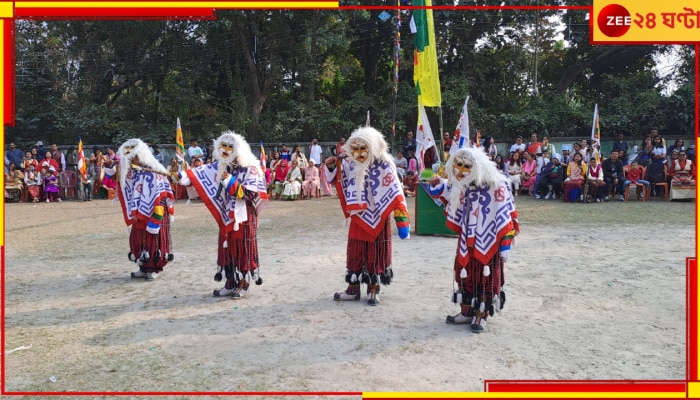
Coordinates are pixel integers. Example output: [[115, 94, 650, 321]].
[[3, 192, 694, 396]]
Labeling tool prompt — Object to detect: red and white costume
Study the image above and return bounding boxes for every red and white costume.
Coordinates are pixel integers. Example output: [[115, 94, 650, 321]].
[[429, 147, 519, 332], [113, 139, 175, 280], [180, 131, 268, 298], [325, 127, 410, 305]]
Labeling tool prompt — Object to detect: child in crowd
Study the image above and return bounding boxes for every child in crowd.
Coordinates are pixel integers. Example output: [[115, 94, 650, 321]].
[[623, 160, 650, 200]]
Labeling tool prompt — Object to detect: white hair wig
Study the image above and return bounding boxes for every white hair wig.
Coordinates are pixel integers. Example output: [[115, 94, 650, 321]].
[[343, 126, 394, 165], [445, 147, 508, 216], [118, 138, 167, 185], [213, 131, 259, 177], [447, 147, 507, 188]]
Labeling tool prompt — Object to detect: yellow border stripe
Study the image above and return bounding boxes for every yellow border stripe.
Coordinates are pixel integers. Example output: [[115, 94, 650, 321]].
[[16, 1, 339, 8], [363, 392, 686, 399], [0, 19, 4, 247]]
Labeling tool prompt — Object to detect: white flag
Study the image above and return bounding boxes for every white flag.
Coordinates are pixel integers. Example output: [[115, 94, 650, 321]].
[[450, 95, 470, 156], [366, 110, 370, 126], [416, 102, 440, 171]]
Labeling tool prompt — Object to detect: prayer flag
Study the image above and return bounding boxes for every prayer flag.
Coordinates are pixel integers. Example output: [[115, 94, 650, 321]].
[[366, 110, 371, 127], [176, 117, 185, 162], [451, 96, 470, 155], [591, 104, 601, 163], [412, 0, 441, 107], [77, 137, 87, 179], [416, 101, 440, 171], [259, 141, 267, 172]]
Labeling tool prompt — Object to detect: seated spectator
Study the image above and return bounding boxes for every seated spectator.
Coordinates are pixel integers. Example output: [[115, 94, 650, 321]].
[[602, 150, 625, 201], [38, 150, 59, 173], [291, 145, 308, 169], [23, 163, 42, 203], [494, 154, 507, 175], [533, 150, 551, 197], [636, 142, 653, 167], [563, 152, 587, 202], [42, 165, 61, 202], [687, 144, 696, 163], [301, 159, 320, 200], [319, 161, 333, 197], [586, 157, 606, 203], [536, 153, 563, 200], [403, 170, 419, 197], [645, 159, 667, 198], [395, 151, 408, 181], [100, 156, 118, 199], [507, 151, 522, 195], [669, 150, 695, 200], [520, 152, 537, 196], [623, 160, 650, 200], [273, 159, 290, 200], [282, 160, 302, 200], [20, 151, 37, 172], [4, 162, 24, 202]]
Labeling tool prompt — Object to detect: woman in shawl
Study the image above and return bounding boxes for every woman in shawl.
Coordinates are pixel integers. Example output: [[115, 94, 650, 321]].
[[282, 160, 303, 200]]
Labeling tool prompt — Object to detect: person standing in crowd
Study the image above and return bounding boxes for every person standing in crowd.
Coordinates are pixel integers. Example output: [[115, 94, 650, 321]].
[[612, 132, 630, 166], [79, 157, 97, 201], [5, 142, 23, 172], [279, 144, 292, 161], [428, 146, 518, 333], [180, 131, 268, 298], [443, 132, 454, 160], [153, 145, 165, 165], [402, 131, 417, 159], [509, 136, 526, 154], [526, 133, 541, 155], [309, 138, 323, 166], [109, 138, 175, 281], [335, 137, 346, 158], [188, 139, 204, 163], [65, 146, 79, 172], [35, 141, 46, 161], [50, 143, 66, 172], [324, 127, 410, 306]]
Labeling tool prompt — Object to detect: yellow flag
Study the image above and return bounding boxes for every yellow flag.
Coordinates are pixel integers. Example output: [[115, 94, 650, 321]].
[[412, 0, 441, 107]]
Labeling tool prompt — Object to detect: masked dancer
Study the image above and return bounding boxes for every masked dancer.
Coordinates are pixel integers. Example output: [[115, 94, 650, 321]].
[[428, 146, 519, 333], [110, 139, 175, 281], [179, 131, 268, 298], [324, 126, 410, 306]]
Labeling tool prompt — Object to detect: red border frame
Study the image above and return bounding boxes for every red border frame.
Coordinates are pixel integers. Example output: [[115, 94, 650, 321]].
[[2, 2, 697, 398]]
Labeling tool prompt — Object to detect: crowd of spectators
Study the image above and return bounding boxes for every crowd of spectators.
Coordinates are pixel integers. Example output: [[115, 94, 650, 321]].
[[480, 129, 695, 203], [7, 128, 693, 205]]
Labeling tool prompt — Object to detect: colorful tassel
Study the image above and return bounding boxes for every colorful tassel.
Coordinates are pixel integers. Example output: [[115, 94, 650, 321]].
[[483, 265, 490, 277], [460, 268, 467, 279]]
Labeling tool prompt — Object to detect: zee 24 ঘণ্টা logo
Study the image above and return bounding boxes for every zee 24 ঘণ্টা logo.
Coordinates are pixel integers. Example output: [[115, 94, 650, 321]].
[[594, 1, 700, 43], [597, 3, 632, 37]]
